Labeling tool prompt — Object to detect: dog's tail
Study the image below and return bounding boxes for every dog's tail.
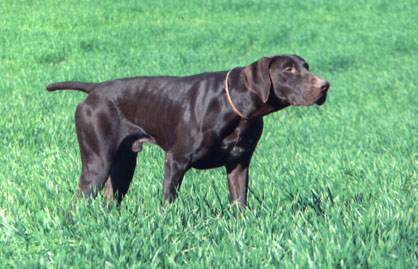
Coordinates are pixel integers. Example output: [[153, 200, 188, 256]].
[[46, 81, 99, 94]]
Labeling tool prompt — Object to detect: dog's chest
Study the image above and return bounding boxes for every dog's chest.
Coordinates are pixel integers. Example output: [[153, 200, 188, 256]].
[[190, 118, 263, 169], [220, 129, 254, 158]]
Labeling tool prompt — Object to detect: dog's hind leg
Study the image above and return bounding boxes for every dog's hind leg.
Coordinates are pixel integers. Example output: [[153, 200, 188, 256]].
[[75, 99, 120, 198], [105, 140, 138, 202], [104, 132, 153, 202]]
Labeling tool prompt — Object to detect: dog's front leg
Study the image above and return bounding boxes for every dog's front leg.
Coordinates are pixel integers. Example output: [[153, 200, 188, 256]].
[[226, 162, 250, 209], [162, 152, 189, 203]]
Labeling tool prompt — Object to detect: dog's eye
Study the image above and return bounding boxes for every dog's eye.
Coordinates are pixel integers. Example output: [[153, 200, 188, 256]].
[[284, 65, 295, 73]]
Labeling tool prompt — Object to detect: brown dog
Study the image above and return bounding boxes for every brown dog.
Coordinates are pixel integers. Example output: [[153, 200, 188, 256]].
[[46, 54, 329, 208]]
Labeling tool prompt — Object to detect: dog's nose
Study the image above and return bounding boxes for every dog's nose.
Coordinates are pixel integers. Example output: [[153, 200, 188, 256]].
[[320, 80, 330, 92]]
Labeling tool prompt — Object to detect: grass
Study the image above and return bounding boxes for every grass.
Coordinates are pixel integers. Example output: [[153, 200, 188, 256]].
[[1, 0, 417, 267]]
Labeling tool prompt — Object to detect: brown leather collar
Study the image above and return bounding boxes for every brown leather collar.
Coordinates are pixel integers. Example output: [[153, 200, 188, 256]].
[[225, 70, 249, 120]]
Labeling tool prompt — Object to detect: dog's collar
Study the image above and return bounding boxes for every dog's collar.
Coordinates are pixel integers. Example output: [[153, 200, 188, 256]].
[[225, 70, 249, 120]]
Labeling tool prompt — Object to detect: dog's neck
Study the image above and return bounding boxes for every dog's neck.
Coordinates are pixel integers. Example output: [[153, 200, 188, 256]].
[[226, 68, 289, 119]]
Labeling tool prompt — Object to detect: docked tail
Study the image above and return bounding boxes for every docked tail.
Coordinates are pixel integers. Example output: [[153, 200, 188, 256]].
[[46, 81, 99, 94]]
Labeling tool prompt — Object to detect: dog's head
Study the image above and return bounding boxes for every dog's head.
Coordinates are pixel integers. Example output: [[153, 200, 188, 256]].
[[241, 54, 330, 106]]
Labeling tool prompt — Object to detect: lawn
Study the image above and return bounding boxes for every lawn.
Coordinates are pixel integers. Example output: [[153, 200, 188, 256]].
[[1, 0, 417, 267]]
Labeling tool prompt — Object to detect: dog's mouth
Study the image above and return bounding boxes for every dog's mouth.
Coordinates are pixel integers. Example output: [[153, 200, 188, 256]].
[[315, 91, 328, 106], [291, 90, 327, 106]]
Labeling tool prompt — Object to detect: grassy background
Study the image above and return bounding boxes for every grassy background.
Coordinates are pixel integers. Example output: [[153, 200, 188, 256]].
[[1, 0, 417, 267]]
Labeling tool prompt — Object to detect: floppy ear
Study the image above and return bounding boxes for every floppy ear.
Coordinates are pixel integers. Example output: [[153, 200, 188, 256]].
[[240, 57, 272, 103]]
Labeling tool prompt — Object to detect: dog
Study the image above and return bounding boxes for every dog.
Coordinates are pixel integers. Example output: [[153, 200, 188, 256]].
[[46, 54, 330, 208]]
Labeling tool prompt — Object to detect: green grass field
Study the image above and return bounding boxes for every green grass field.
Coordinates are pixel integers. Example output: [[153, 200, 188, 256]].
[[1, 0, 417, 267]]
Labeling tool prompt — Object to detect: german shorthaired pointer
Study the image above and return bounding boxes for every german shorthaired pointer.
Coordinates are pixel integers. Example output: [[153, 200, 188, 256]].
[[46, 54, 330, 208]]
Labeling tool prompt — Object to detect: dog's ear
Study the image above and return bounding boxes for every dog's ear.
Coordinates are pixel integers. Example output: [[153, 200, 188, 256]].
[[241, 57, 273, 103]]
